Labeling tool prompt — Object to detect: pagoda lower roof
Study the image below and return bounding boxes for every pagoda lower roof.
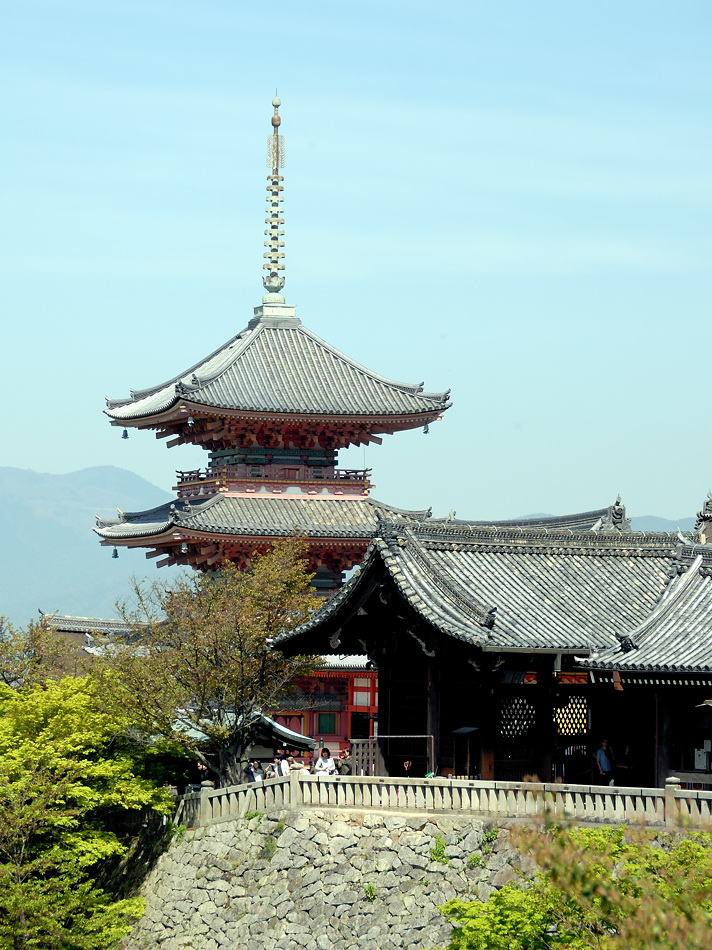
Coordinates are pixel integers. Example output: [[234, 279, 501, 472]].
[[278, 520, 680, 655], [105, 310, 450, 424], [94, 493, 433, 543]]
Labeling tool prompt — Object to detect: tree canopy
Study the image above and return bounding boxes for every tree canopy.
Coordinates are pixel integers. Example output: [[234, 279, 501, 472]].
[[439, 823, 712, 950], [98, 535, 319, 786], [0, 675, 173, 949]]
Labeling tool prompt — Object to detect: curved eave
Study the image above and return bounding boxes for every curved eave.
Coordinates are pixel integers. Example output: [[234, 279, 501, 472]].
[[106, 402, 451, 428], [94, 495, 432, 545]]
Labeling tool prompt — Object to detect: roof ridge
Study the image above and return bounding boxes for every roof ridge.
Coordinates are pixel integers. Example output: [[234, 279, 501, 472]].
[[296, 323, 450, 402], [105, 331, 247, 408], [378, 526, 494, 635]]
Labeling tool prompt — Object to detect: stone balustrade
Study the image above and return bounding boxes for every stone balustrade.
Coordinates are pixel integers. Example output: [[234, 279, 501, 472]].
[[174, 773, 712, 830]]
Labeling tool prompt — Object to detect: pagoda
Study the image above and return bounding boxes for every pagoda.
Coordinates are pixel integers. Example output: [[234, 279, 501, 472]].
[[95, 98, 450, 590]]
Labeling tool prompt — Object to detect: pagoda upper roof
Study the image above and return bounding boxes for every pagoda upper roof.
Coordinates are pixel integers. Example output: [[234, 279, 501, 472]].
[[585, 546, 712, 673], [277, 516, 679, 656], [105, 309, 450, 424], [94, 493, 434, 543]]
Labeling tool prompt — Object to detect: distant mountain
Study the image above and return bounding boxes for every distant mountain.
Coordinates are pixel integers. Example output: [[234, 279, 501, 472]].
[[0, 466, 178, 626], [522, 513, 695, 533], [630, 515, 696, 532]]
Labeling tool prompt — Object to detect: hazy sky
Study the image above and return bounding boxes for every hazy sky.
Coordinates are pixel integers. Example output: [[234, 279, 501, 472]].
[[2, 1, 711, 522]]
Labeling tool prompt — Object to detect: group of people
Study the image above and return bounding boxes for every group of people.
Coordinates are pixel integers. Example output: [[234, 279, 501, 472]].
[[595, 739, 636, 786], [243, 746, 353, 783]]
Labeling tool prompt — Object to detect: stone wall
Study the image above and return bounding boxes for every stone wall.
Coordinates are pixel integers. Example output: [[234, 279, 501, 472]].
[[122, 809, 533, 950]]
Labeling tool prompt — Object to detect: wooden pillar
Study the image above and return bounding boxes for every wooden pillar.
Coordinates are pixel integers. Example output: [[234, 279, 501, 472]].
[[479, 667, 495, 780], [536, 656, 554, 783], [426, 658, 440, 774], [656, 692, 672, 787]]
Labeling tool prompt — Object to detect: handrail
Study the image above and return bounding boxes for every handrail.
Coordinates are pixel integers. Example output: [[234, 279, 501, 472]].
[[174, 774, 711, 830], [174, 465, 371, 485]]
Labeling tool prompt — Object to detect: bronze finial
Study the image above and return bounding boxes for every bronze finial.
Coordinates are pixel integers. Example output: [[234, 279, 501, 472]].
[[263, 96, 286, 301]]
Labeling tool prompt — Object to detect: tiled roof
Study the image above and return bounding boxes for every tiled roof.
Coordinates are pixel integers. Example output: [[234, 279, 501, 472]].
[[105, 314, 450, 422], [434, 503, 627, 534], [279, 521, 678, 654], [40, 612, 132, 636], [94, 494, 433, 542], [586, 549, 712, 673]]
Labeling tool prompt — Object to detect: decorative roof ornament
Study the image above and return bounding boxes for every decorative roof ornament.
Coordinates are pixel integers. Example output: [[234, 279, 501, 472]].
[[262, 94, 286, 303], [695, 490, 712, 532]]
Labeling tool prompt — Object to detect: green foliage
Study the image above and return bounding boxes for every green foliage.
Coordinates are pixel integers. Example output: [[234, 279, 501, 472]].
[[436, 823, 712, 950], [263, 836, 277, 859], [97, 537, 319, 787], [0, 614, 86, 688], [431, 834, 450, 865], [466, 853, 485, 870], [0, 675, 173, 948], [440, 886, 557, 950], [364, 883, 377, 902], [482, 828, 498, 855], [244, 811, 263, 821], [173, 823, 187, 846]]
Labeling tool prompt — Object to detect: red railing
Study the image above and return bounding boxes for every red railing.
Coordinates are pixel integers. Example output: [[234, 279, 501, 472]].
[[174, 466, 371, 486]]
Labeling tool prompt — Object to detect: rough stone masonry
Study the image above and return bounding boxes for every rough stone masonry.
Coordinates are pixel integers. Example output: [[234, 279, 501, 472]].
[[120, 809, 533, 950]]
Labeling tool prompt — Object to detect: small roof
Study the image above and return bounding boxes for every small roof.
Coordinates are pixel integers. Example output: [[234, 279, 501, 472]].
[[586, 548, 712, 673], [278, 514, 677, 655], [94, 494, 433, 543], [254, 714, 316, 751], [39, 612, 132, 637], [105, 310, 450, 424]]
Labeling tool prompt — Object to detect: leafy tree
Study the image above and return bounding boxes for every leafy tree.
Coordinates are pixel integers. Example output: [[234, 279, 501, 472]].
[[0, 614, 84, 688], [438, 823, 712, 950], [97, 536, 318, 786], [0, 676, 173, 948]]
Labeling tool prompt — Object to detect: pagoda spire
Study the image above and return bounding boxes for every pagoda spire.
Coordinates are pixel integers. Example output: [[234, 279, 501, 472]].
[[262, 95, 286, 303]]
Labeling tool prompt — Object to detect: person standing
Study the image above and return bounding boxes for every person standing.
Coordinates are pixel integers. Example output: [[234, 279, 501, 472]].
[[315, 748, 336, 777], [616, 744, 636, 785], [595, 739, 615, 786], [244, 759, 265, 783]]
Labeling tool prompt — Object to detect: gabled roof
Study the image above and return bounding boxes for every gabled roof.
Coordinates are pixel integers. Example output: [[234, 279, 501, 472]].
[[105, 312, 450, 423], [94, 494, 433, 543], [278, 519, 677, 655], [586, 548, 712, 673], [433, 500, 629, 534]]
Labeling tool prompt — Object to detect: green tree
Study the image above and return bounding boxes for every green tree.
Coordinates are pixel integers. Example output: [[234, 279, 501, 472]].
[[437, 824, 712, 950], [98, 536, 318, 786], [0, 614, 84, 688], [0, 675, 173, 948]]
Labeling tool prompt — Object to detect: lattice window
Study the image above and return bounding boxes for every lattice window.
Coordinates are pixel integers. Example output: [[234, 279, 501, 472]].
[[554, 695, 588, 737], [500, 695, 536, 737]]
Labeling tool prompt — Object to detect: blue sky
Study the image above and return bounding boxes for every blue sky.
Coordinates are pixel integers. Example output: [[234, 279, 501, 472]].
[[2, 0, 711, 522]]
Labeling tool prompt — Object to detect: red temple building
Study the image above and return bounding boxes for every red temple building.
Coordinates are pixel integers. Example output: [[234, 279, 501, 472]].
[[94, 98, 450, 591], [270, 655, 378, 755]]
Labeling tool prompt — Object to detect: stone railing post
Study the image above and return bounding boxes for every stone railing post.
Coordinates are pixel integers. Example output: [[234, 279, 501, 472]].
[[288, 770, 302, 810], [199, 780, 215, 826], [665, 776, 681, 828]]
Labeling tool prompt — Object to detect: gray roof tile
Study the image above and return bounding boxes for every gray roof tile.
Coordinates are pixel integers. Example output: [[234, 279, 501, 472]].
[[94, 494, 433, 542], [280, 522, 677, 654], [105, 317, 450, 422], [587, 550, 712, 672]]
